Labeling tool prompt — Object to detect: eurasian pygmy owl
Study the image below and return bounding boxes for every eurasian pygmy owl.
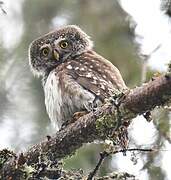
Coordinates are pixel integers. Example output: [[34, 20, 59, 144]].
[[29, 25, 127, 130]]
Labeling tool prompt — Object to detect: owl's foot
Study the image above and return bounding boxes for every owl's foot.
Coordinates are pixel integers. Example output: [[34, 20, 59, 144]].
[[73, 110, 88, 120], [61, 111, 88, 129]]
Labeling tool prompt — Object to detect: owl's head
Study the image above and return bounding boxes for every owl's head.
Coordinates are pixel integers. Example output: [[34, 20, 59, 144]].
[[29, 25, 93, 76]]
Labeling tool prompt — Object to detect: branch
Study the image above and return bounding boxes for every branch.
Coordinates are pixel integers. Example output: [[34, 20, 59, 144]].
[[1, 73, 171, 179], [87, 148, 154, 180], [0, 1, 7, 14], [87, 151, 109, 180], [26, 73, 171, 162], [161, 0, 171, 16]]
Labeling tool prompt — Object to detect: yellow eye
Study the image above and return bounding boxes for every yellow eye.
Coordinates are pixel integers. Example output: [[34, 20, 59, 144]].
[[41, 47, 49, 56], [60, 41, 68, 49]]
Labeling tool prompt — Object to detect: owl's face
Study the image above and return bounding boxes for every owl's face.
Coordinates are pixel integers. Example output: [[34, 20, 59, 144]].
[[29, 25, 93, 76]]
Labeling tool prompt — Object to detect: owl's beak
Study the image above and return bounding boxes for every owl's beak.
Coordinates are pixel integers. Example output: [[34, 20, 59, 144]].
[[53, 49, 60, 61]]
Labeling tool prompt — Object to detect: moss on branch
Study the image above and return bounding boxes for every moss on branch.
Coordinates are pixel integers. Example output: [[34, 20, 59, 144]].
[[1, 73, 171, 179]]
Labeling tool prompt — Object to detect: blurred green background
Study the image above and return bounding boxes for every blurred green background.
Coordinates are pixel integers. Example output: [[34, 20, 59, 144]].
[[0, 0, 170, 179]]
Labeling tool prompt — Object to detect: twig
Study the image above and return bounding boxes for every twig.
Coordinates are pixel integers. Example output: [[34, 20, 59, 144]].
[[140, 44, 161, 83], [87, 151, 109, 180], [112, 148, 154, 154], [0, 1, 7, 14], [87, 148, 154, 180]]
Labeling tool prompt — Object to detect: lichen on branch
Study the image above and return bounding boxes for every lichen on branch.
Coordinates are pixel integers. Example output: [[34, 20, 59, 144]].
[[1, 73, 171, 179]]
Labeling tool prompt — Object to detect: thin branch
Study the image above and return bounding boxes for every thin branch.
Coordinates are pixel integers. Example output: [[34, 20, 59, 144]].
[[112, 148, 154, 154], [87, 151, 109, 180], [140, 44, 161, 83], [0, 1, 7, 14], [87, 148, 154, 180]]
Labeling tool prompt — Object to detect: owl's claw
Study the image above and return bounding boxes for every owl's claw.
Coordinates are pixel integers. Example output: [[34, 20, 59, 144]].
[[61, 111, 88, 130], [73, 111, 88, 120]]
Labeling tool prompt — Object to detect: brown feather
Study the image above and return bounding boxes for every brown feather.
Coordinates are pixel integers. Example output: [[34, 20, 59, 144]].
[[57, 50, 127, 102]]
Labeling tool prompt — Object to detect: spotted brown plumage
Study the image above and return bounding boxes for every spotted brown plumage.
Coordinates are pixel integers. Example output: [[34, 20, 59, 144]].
[[29, 25, 127, 129], [58, 50, 126, 101]]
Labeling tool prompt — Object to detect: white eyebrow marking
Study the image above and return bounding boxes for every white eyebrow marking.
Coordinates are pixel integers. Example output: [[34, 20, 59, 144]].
[[66, 65, 73, 69], [40, 43, 51, 50]]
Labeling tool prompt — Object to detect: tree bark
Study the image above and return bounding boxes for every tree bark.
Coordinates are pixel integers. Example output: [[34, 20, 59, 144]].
[[1, 73, 171, 179]]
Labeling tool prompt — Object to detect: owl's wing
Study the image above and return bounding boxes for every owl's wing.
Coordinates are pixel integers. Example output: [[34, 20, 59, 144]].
[[74, 76, 110, 101], [63, 63, 122, 102]]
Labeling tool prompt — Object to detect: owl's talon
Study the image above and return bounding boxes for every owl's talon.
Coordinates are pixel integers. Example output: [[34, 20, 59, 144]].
[[61, 111, 88, 129], [73, 111, 88, 120]]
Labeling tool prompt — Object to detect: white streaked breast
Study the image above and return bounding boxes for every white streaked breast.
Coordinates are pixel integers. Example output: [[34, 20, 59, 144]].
[[44, 71, 62, 130]]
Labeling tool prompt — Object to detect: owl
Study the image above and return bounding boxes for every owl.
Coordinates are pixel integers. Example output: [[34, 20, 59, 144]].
[[29, 25, 127, 130]]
